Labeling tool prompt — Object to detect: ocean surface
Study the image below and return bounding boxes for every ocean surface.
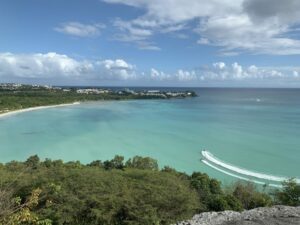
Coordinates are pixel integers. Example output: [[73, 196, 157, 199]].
[[1, 88, 300, 185]]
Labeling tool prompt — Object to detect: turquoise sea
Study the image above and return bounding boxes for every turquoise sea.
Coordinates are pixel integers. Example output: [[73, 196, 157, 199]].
[[1, 88, 300, 185]]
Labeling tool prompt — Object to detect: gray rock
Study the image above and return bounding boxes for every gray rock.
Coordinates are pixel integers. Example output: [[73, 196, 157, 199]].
[[175, 206, 300, 225]]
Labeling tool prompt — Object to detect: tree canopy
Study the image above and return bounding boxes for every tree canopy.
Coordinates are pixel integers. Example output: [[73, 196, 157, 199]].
[[0, 155, 298, 225]]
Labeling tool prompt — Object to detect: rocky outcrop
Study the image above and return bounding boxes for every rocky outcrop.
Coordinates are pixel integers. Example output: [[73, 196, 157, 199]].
[[175, 205, 300, 225]]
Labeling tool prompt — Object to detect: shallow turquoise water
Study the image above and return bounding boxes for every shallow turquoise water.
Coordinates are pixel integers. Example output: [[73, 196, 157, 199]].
[[1, 88, 299, 184]]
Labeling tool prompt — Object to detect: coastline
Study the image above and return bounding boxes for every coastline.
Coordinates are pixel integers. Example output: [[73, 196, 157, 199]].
[[0, 102, 80, 119]]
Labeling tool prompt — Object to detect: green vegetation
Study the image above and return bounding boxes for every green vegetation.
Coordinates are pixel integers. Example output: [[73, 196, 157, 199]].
[[274, 179, 300, 206], [0, 84, 197, 112], [0, 188, 51, 225], [0, 155, 299, 225]]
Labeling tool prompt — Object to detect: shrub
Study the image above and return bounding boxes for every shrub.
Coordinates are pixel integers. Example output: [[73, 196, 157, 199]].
[[233, 182, 272, 209], [125, 156, 158, 170], [274, 179, 300, 206]]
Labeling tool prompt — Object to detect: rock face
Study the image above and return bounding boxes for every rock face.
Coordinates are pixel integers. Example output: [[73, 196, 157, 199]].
[[175, 206, 300, 225]]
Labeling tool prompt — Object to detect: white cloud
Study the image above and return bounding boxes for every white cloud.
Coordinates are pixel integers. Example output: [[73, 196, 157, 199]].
[[103, 0, 300, 55], [54, 22, 105, 37], [248, 65, 258, 74], [232, 62, 244, 79], [0, 52, 136, 81], [136, 41, 161, 51], [113, 18, 152, 44], [1, 52, 300, 85], [110, 2, 193, 49], [100, 59, 134, 70], [0, 52, 92, 78], [200, 62, 297, 81], [150, 68, 170, 80], [160, 24, 187, 33], [138, 45, 161, 51], [197, 38, 210, 45], [97, 59, 136, 80], [149, 62, 299, 82], [113, 19, 161, 50], [104, 0, 239, 23], [196, 14, 300, 55], [149, 68, 196, 81], [213, 62, 226, 70], [114, 19, 152, 41], [175, 70, 197, 81]]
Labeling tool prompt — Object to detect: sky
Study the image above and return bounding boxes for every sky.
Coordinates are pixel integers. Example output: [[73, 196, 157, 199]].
[[1, 0, 300, 87]]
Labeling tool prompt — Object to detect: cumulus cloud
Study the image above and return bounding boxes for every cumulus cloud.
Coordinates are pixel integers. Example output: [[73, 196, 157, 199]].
[[102, 0, 300, 55], [200, 62, 297, 81], [97, 59, 136, 80], [1, 52, 300, 85], [0, 52, 135, 81], [0, 52, 92, 78], [232, 62, 243, 79], [175, 70, 197, 81], [100, 59, 134, 70], [146, 62, 300, 84], [149, 62, 300, 83], [213, 62, 226, 70], [150, 68, 170, 80], [54, 22, 105, 37]]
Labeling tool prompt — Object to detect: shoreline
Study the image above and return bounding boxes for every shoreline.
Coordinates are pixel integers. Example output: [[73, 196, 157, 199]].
[[0, 102, 80, 119]]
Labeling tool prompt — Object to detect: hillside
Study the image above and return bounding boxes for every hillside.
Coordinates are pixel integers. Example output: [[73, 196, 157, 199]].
[[0, 155, 299, 225]]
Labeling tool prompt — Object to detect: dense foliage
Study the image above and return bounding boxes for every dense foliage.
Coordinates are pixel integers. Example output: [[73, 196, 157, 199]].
[[0, 85, 196, 112], [0, 155, 299, 225]]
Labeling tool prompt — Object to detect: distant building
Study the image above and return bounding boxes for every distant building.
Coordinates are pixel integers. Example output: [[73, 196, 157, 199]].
[[124, 88, 137, 94], [147, 90, 160, 93], [76, 88, 110, 94]]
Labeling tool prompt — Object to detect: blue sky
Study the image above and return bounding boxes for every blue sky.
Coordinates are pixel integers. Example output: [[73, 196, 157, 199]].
[[1, 0, 300, 87]]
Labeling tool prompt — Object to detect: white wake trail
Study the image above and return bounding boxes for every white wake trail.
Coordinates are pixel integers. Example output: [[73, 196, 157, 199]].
[[202, 150, 300, 184], [202, 159, 282, 188]]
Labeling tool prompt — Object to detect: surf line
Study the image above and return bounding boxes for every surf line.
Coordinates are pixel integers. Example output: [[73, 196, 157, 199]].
[[201, 150, 300, 184]]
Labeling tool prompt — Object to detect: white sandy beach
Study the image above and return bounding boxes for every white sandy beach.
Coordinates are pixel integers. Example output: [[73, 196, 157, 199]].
[[0, 102, 80, 119]]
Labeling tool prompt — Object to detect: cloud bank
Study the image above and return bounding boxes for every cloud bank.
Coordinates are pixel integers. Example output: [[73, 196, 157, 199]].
[[0, 52, 135, 82], [0, 52, 299, 86]]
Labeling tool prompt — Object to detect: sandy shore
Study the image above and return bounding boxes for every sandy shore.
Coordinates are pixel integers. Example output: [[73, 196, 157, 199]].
[[0, 102, 80, 119]]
